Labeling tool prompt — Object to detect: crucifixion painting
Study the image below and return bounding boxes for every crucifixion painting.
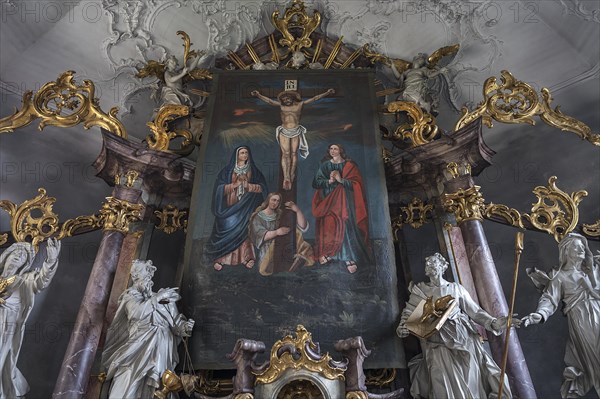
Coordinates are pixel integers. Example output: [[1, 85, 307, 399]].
[[251, 87, 335, 191]]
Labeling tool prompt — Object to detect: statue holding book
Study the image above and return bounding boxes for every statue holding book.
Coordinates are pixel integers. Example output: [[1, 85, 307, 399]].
[[397, 253, 514, 399]]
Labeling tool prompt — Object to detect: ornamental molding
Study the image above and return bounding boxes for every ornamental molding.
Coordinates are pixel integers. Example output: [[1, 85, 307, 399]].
[[444, 176, 591, 242], [0, 189, 143, 248], [455, 70, 600, 146], [0, 71, 126, 138], [254, 325, 346, 384]]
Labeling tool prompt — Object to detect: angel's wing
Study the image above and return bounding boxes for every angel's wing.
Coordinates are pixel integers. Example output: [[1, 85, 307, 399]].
[[427, 44, 460, 69], [135, 60, 166, 82], [526, 267, 551, 292], [363, 44, 412, 74]]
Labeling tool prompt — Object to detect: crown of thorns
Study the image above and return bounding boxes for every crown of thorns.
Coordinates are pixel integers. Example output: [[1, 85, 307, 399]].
[[277, 91, 301, 102]]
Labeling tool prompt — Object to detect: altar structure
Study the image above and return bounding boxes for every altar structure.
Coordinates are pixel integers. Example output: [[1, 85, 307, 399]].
[[0, 1, 599, 398]]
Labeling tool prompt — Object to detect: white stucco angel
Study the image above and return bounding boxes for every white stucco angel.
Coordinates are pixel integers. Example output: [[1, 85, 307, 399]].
[[391, 53, 446, 114], [364, 44, 459, 115], [397, 252, 513, 399], [0, 238, 61, 399], [521, 233, 600, 398], [135, 32, 211, 109], [101, 259, 194, 399]]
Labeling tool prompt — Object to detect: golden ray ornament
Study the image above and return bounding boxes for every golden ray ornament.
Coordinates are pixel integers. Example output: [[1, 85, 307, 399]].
[[455, 70, 599, 146], [386, 101, 440, 146], [254, 325, 346, 384], [0, 71, 126, 137], [146, 104, 195, 155], [271, 0, 322, 52]]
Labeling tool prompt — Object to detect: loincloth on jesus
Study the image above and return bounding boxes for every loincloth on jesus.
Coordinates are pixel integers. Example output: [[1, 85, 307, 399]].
[[275, 125, 309, 159]]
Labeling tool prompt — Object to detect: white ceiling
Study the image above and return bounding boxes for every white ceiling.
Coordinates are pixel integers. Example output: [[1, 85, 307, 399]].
[[1, 0, 598, 123], [1, 0, 598, 204]]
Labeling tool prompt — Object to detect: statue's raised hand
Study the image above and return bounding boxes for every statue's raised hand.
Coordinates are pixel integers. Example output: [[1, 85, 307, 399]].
[[46, 238, 61, 263], [396, 322, 409, 338], [156, 287, 181, 304], [521, 312, 543, 327]]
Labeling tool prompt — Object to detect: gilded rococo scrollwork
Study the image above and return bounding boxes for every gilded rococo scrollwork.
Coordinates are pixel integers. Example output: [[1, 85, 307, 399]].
[[385, 101, 440, 146], [254, 325, 346, 384], [0, 71, 126, 138], [0, 189, 61, 250], [443, 177, 590, 242], [364, 368, 397, 387], [391, 198, 434, 240], [146, 105, 195, 155], [455, 70, 600, 146], [523, 176, 587, 242], [0, 189, 143, 248], [154, 205, 188, 234], [346, 391, 369, 399], [582, 220, 600, 237]]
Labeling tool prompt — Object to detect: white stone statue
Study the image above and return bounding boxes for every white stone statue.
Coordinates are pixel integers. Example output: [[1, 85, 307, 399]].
[[159, 55, 201, 107], [391, 53, 446, 114], [101, 259, 194, 399], [521, 233, 600, 398], [0, 238, 61, 399], [397, 253, 513, 399]]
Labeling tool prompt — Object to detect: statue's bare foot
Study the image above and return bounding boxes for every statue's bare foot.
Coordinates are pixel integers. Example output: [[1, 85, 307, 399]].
[[213, 262, 223, 271], [283, 180, 291, 190], [243, 259, 255, 269]]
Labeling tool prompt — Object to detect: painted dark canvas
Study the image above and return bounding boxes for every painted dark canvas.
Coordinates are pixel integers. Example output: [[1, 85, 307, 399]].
[[182, 70, 403, 368]]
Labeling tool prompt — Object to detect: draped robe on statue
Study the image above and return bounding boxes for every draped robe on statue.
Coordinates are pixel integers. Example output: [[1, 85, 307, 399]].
[[101, 289, 188, 398], [402, 281, 512, 399], [0, 245, 58, 399], [533, 266, 600, 398], [205, 146, 267, 266], [312, 160, 370, 263]]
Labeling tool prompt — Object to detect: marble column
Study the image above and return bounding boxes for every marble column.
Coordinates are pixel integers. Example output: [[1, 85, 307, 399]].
[[83, 230, 144, 399], [52, 130, 195, 398], [52, 186, 143, 399], [445, 175, 537, 399]]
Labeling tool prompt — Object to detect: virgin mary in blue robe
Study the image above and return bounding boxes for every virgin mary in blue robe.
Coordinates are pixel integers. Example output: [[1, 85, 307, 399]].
[[205, 146, 268, 270]]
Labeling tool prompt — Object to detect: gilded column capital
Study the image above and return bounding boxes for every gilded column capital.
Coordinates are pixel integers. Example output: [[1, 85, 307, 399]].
[[443, 186, 485, 223], [98, 197, 144, 233]]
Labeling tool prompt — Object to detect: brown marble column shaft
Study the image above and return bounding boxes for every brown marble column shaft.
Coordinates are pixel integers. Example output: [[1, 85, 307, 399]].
[[52, 187, 142, 399], [460, 220, 536, 399], [446, 176, 536, 399], [52, 230, 124, 399], [83, 230, 144, 399]]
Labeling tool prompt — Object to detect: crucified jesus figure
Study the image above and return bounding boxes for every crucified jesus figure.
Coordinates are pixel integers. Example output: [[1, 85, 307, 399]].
[[251, 88, 335, 190]]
